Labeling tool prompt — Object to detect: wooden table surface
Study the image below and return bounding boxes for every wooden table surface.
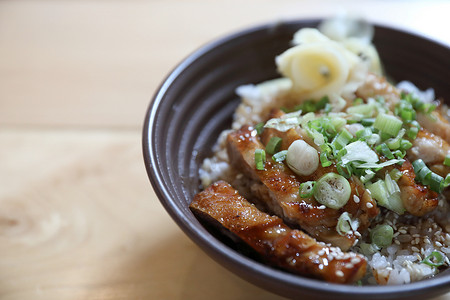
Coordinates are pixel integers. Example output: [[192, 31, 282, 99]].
[[1, 1, 449, 299]]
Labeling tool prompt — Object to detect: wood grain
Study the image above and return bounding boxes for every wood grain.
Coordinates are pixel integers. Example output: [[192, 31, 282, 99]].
[[0, 0, 449, 299]]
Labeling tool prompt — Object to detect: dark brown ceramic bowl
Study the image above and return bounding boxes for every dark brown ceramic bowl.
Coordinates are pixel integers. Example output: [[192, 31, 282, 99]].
[[143, 19, 450, 299]]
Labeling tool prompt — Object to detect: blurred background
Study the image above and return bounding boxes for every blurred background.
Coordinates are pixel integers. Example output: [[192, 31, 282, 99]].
[[0, 0, 449, 299]]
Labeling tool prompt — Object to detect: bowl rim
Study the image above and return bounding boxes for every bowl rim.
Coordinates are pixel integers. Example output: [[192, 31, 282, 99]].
[[143, 18, 450, 298]]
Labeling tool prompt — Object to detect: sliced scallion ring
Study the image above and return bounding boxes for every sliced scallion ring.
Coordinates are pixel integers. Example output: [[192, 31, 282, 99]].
[[313, 173, 351, 209], [370, 224, 394, 248], [299, 181, 316, 198], [422, 251, 445, 267], [336, 212, 352, 236]]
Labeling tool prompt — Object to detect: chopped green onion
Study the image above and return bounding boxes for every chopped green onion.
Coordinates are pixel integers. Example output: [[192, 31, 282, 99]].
[[360, 242, 380, 256], [370, 224, 394, 248], [265, 137, 282, 155], [418, 166, 432, 185], [347, 103, 375, 117], [265, 111, 302, 132], [376, 143, 395, 160], [385, 172, 400, 195], [272, 150, 288, 163], [360, 169, 375, 184], [422, 251, 445, 267], [361, 118, 375, 126], [412, 159, 444, 192], [356, 127, 372, 140], [393, 149, 406, 159], [336, 212, 352, 236], [341, 141, 379, 166], [356, 159, 404, 169], [407, 126, 419, 139], [374, 113, 403, 137], [330, 117, 347, 131], [412, 159, 427, 173], [254, 122, 264, 135], [332, 128, 353, 150], [323, 103, 332, 113], [294, 96, 329, 113], [429, 172, 444, 193], [320, 152, 332, 167], [299, 181, 316, 198], [366, 180, 405, 215], [399, 109, 415, 121], [444, 155, 450, 167], [400, 139, 413, 150], [443, 174, 450, 188], [353, 98, 364, 105], [254, 149, 266, 170], [386, 128, 406, 150], [417, 103, 437, 114], [314, 173, 351, 209], [317, 96, 330, 111], [366, 133, 381, 145], [389, 169, 403, 181], [336, 162, 352, 178]]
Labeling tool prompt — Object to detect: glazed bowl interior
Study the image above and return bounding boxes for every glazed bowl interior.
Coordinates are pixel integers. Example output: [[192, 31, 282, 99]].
[[143, 19, 450, 300]]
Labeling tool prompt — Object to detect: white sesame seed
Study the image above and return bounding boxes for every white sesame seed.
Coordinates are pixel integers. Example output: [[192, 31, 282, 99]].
[[345, 263, 353, 269], [318, 249, 325, 256], [366, 202, 373, 209], [353, 195, 360, 203], [394, 240, 401, 245], [351, 258, 360, 264], [336, 270, 344, 277], [399, 229, 407, 234], [411, 246, 420, 252], [435, 241, 443, 247], [318, 205, 326, 210]]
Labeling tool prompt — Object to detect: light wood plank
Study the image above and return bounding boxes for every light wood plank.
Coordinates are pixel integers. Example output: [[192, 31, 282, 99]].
[[0, 0, 449, 128]]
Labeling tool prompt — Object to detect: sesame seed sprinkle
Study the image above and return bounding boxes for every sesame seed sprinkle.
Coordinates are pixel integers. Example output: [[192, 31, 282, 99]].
[[336, 270, 344, 277]]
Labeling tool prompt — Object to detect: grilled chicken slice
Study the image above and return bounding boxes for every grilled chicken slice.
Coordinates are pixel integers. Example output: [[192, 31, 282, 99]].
[[227, 125, 379, 250], [408, 129, 450, 177], [394, 160, 439, 216], [357, 73, 450, 144], [356, 73, 400, 110], [417, 109, 450, 144], [190, 180, 367, 283]]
